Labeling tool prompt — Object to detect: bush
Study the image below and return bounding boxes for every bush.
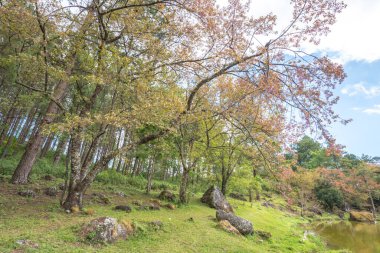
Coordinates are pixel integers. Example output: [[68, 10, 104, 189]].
[[314, 181, 344, 210]]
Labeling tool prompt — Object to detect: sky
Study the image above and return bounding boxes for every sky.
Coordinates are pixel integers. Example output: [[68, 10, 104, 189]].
[[217, 0, 380, 157]]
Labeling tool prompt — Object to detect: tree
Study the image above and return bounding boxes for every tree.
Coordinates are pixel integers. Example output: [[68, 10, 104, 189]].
[[1, 0, 348, 210]]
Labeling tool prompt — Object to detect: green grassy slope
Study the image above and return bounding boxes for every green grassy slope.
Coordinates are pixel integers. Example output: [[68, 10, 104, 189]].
[[0, 177, 345, 253]]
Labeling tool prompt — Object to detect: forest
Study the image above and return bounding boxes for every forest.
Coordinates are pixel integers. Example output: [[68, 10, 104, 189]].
[[0, 0, 379, 252]]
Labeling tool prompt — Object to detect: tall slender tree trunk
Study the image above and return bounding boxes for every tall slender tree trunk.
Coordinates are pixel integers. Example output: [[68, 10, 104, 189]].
[[179, 168, 190, 203], [18, 107, 37, 144], [0, 108, 16, 144], [146, 158, 154, 194], [1, 114, 21, 158], [11, 78, 70, 184], [53, 136, 68, 165], [40, 133, 54, 158]]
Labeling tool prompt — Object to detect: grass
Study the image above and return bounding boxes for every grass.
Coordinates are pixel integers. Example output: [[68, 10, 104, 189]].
[[0, 177, 347, 253]]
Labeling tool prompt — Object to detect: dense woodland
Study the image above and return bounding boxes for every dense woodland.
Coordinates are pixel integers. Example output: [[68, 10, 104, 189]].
[[0, 0, 379, 221]]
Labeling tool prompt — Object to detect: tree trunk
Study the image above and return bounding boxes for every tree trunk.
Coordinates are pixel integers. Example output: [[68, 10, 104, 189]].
[[221, 177, 228, 195], [0, 108, 16, 144], [11, 78, 71, 184], [40, 133, 54, 158], [18, 108, 37, 144], [146, 158, 154, 194], [179, 168, 190, 203], [53, 137, 68, 165], [1, 114, 21, 158]]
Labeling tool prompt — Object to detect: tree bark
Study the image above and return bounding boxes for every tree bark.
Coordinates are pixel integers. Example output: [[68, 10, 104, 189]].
[[39, 133, 55, 158], [11, 78, 70, 184], [179, 168, 190, 203], [53, 136, 68, 165], [146, 158, 154, 194]]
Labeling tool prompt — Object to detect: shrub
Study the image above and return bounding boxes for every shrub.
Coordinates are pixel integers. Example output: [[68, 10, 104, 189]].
[[314, 181, 344, 210]]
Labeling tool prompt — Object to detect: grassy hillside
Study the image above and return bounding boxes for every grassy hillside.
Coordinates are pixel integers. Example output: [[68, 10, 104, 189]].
[[0, 175, 345, 253]]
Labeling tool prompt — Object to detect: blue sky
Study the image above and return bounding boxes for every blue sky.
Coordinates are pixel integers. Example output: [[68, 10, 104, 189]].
[[218, 0, 380, 156], [329, 60, 380, 157]]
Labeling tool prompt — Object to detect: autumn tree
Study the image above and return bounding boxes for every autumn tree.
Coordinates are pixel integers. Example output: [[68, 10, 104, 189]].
[[0, 0, 349, 209]]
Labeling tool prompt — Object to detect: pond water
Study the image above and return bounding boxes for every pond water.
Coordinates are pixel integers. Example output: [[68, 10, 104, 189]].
[[312, 221, 380, 253]]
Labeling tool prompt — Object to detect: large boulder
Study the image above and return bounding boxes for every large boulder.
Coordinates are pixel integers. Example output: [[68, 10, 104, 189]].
[[216, 210, 253, 235], [349, 211, 375, 222], [201, 186, 233, 213], [217, 220, 240, 235], [158, 190, 176, 202], [81, 217, 130, 243]]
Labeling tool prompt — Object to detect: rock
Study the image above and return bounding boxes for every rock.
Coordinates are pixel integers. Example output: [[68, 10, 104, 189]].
[[81, 217, 129, 243], [201, 186, 234, 213], [16, 239, 39, 249], [71, 205, 80, 213], [149, 220, 163, 230], [116, 191, 127, 197], [158, 190, 176, 202], [18, 190, 36, 198], [216, 210, 253, 235], [229, 192, 247, 201], [84, 208, 95, 215], [139, 202, 160, 211], [217, 220, 240, 235], [41, 175, 55, 181], [308, 206, 323, 215], [150, 199, 161, 206], [164, 203, 176, 210], [132, 200, 142, 206], [256, 230, 272, 240], [115, 205, 132, 213], [349, 211, 375, 222], [261, 201, 275, 208], [58, 183, 66, 191], [92, 193, 111, 204], [45, 186, 58, 197]]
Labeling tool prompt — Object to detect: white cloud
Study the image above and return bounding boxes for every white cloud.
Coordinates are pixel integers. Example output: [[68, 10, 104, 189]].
[[218, 0, 380, 63], [363, 105, 380, 115], [341, 82, 380, 97]]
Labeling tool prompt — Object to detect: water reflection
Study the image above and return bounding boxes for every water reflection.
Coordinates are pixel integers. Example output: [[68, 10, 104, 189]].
[[313, 221, 380, 253]]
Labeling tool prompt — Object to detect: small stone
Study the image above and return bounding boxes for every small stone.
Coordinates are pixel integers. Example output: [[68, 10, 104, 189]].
[[117, 191, 127, 197], [42, 175, 55, 181], [92, 193, 111, 205], [164, 203, 176, 210], [158, 190, 176, 202], [261, 201, 275, 208], [115, 205, 132, 213], [149, 220, 163, 230], [256, 230, 272, 240], [58, 183, 66, 191], [139, 202, 160, 211], [132, 200, 142, 206], [84, 208, 95, 215], [16, 239, 39, 249], [18, 190, 36, 198], [45, 186, 58, 197], [71, 206, 80, 213]]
